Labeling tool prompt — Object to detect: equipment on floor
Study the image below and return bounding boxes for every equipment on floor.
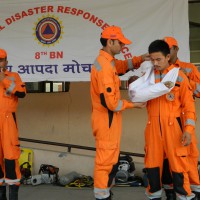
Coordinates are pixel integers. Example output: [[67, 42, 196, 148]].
[[19, 148, 33, 184], [58, 171, 82, 186], [28, 164, 59, 186], [115, 155, 135, 183], [115, 155, 143, 187], [19, 148, 33, 171]]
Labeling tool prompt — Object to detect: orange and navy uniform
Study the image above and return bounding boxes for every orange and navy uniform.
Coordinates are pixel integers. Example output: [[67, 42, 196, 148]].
[[90, 49, 142, 199], [175, 59, 200, 191], [162, 59, 200, 194], [0, 70, 26, 186], [145, 65, 196, 199]]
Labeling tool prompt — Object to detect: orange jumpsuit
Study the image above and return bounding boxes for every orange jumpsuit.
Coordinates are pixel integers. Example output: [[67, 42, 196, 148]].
[[145, 65, 196, 199], [162, 59, 200, 193], [0, 70, 26, 186], [90, 50, 142, 199]]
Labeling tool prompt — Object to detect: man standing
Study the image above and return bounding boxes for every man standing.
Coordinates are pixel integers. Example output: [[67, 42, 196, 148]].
[[145, 40, 196, 200], [0, 49, 26, 200], [161, 37, 200, 199], [90, 26, 146, 200]]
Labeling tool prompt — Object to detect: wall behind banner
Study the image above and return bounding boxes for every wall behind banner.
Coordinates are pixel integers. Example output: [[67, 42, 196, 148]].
[[16, 82, 147, 175], [17, 82, 200, 175]]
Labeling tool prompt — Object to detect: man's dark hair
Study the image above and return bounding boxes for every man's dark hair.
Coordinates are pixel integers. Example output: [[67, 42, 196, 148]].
[[148, 40, 170, 56], [100, 38, 108, 47]]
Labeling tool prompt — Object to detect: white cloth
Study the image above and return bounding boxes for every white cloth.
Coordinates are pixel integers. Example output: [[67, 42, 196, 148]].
[[128, 61, 179, 102]]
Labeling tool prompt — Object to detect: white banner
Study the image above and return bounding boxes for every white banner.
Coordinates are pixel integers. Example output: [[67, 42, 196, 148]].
[[0, 0, 189, 82]]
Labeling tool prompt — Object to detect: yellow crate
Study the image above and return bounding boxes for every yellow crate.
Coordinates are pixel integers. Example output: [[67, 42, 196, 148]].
[[19, 148, 33, 171]]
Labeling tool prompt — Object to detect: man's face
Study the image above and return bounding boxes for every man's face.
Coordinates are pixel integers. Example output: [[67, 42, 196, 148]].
[[169, 46, 178, 62], [150, 52, 170, 72], [110, 39, 125, 56], [0, 58, 7, 72]]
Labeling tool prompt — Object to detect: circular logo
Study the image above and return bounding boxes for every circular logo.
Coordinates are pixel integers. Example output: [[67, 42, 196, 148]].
[[166, 92, 175, 101], [35, 17, 62, 45]]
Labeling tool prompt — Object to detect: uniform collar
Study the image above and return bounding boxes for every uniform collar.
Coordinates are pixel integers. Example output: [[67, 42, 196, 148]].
[[174, 58, 181, 67], [99, 49, 114, 62], [165, 64, 175, 72], [155, 64, 175, 74]]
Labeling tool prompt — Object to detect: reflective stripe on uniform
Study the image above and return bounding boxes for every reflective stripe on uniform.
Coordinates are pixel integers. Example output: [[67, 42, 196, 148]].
[[93, 60, 102, 71], [176, 193, 195, 200], [190, 184, 200, 193], [127, 59, 134, 70], [145, 189, 162, 199], [111, 60, 115, 68], [94, 60, 115, 71], [161, 73, 165, 79], [185, 119, 195, 126], [5, 77, 15, 96], [114, 100, 123, 112], [94, 187, 110, 199], [184, 68, 192, 73], [194, 84, 200, 96], [177, 76, 183, 83], [155, 72, 164, 83], [155, 74, 161, 80], [5, 178, 20, 185]]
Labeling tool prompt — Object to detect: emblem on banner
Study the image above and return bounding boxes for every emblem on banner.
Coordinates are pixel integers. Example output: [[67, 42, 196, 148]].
[[34, 15, 64, 46], [166, 92, 175, 101]]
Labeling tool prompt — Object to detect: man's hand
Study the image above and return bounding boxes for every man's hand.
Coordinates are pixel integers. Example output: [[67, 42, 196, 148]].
[[181, 132, 191, 146], [141, 53, 150, 61], [128, 75, 139, 85], [133, 102, 147, 109]]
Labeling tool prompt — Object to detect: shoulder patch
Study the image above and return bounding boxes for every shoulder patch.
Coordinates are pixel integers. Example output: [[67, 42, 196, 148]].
[[166, 92, 175, 101]]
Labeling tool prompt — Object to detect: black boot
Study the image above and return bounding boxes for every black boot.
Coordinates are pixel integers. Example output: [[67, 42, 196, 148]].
[[9, 185, 19, 200], [0, 186, 7, 200], [192, 191, 200, 200], [165, 189, 177, 200], [152, 198, 162, 200]]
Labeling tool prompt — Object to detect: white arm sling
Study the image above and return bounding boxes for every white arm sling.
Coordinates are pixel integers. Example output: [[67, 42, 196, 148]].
[[128, 61, 179, 102]]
